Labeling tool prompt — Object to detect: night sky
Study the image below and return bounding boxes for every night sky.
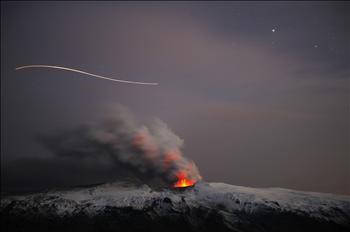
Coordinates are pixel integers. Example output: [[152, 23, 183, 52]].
[[1, 2, 349, 194]]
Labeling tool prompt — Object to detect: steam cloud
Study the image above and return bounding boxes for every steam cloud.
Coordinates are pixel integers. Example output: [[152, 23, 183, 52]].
[[39, 106, 201, 188]]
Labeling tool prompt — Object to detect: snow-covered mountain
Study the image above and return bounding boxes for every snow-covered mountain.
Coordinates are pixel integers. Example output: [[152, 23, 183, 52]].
[[1, 181, 349, 232]]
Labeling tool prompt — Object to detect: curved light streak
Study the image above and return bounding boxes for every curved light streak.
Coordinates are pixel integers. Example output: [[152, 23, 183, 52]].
[[15, 65, 159, 86]]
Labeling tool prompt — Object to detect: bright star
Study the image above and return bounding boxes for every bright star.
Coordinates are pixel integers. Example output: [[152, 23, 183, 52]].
[[272, 28, 276, 33]]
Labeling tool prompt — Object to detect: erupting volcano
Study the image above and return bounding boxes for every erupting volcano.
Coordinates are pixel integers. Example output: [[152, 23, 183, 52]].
[[39, 107, 202, 189], [173, 171, 196, 188]]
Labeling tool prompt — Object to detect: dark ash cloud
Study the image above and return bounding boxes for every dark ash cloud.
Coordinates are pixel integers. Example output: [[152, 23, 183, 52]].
[[36, 106, 201, 189]]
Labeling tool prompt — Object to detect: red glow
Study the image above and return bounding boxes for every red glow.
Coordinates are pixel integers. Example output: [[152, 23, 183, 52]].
[[173, 171, 196, 188], [163, 150, 181, 170], [132, 130, 158, 158]]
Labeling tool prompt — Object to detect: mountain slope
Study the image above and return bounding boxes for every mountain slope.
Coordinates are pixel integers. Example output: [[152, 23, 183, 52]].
[[1, 181, 350, 232]]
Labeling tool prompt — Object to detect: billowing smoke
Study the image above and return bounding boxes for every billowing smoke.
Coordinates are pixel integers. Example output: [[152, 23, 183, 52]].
[[39, 107, 201, 188]]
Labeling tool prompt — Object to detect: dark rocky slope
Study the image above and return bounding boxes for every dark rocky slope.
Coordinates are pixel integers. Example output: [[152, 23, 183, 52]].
[[1, 181, 349, 232]]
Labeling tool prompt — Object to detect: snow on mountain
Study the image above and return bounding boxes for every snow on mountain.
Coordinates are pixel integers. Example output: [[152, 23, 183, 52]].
[[1, 181, 349, 232]]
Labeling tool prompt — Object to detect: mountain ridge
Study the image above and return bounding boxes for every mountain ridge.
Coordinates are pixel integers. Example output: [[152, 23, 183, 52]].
[[1, 181, 349, 232]]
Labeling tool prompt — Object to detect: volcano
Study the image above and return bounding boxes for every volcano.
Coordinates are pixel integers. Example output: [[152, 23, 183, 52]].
[[1, 181, 349, 232]]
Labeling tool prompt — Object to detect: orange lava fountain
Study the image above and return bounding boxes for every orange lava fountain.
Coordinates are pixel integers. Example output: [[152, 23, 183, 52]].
[[173, 171, 196, 188]]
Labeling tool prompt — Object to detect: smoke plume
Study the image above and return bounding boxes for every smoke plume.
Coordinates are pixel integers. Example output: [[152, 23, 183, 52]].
[[39, 107, 201, 188]]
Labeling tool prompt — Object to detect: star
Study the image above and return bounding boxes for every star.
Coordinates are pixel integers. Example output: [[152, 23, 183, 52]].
[[271, 28, 276, 33], [313, 44, 319, 48]]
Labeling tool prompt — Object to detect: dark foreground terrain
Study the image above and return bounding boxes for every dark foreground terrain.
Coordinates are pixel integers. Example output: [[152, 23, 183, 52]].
[[1, 181, 349, 232]]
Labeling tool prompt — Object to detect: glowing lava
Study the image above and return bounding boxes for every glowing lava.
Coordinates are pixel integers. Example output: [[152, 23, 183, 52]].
[[173, 171, 196, 188]]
